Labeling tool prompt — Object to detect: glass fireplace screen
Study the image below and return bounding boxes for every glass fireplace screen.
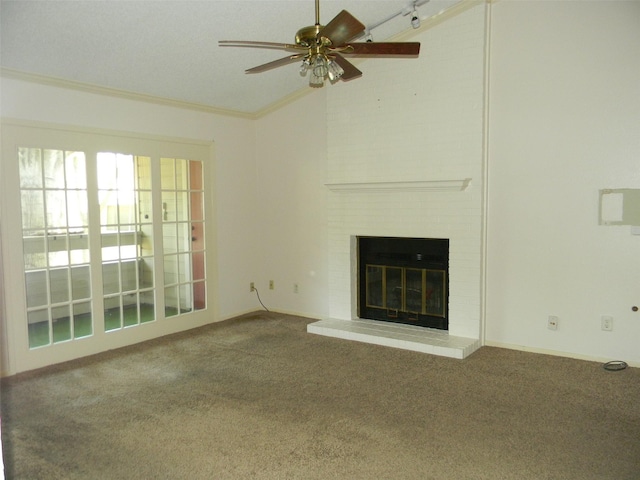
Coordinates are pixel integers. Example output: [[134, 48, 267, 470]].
[[365, 265, 446, 318]]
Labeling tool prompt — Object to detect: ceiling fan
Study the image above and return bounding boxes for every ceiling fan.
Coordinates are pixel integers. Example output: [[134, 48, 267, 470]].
[[219, 0, 421, 87]]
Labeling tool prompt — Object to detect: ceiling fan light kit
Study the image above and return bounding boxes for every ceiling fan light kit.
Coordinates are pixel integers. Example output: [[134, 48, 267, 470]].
[[219, 0, 421, 88]]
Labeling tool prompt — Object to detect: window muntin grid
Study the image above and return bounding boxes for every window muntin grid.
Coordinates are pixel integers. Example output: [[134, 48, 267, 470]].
[[161, 158, 206, 317], [97, 153, 155, 331], [19, 148, 92, 347]]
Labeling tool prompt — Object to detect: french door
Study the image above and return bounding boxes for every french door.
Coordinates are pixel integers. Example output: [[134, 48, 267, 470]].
[[1, 122, 214, 375]]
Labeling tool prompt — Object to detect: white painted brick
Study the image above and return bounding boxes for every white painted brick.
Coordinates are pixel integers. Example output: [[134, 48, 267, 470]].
[[325, 5, 486, 336]]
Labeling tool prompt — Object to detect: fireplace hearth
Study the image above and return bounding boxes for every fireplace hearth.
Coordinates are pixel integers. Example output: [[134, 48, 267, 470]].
[[358, 236, 449, 330]]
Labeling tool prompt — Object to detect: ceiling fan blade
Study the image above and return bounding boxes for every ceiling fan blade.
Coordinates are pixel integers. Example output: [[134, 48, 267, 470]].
[[245, 55, 303, 74], [344, 42, 421, 56], [332, 53, 362, 81], [219, 40, 303, 52], [319, 10, 365, 46]]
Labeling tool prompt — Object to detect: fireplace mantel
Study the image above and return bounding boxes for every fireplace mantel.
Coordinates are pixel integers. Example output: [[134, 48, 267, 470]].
[[325, 178, 471, 193]]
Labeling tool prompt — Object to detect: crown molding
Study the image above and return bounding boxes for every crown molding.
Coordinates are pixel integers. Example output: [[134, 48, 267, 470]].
[[0, 68, 256, 120]]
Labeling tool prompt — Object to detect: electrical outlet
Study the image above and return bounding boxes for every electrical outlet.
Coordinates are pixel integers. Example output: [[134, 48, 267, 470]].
[[601, 315, 613, 331], [269, 280, 274, 290], [548, 315, 559, 330], [250, 282, 255, 292], [293, 283, 299, 294]]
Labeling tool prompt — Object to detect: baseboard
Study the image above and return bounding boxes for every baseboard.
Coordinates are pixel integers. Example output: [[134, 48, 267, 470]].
[[267, 308, 322, 322], [216, 308, 264, 323], [484, 341, 639, 368]]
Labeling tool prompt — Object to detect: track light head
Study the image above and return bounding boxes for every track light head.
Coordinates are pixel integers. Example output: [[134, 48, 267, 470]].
[[411, 10, 420, 29]]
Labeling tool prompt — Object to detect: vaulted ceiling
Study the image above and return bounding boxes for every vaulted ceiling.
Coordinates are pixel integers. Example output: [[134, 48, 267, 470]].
[[1, 0, 461, 116]]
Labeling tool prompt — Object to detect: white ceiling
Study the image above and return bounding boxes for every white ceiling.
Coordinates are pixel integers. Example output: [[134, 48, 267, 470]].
[[1, 0, 460, 115]]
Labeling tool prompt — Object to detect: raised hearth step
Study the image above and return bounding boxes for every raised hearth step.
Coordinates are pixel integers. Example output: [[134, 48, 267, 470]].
[[307, 318, 480, 359]]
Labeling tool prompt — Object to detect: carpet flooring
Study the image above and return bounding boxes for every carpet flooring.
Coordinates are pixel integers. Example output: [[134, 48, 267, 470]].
[[2, 311, 639, 479]]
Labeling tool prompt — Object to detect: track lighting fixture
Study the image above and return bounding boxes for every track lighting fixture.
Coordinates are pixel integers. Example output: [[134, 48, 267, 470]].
[[362, 0, 429, 41], [411, 9, 420, 28]]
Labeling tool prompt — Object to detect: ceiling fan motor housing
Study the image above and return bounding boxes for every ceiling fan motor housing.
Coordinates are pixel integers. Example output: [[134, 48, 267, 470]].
[[295, 25, 324, 47]]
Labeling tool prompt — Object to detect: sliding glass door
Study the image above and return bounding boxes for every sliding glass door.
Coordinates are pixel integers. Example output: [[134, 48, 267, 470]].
[[19, 147, 92, 348], [98, 153, 156, 331], [161, 157, 206, 317], [1, 122, 213, 375]]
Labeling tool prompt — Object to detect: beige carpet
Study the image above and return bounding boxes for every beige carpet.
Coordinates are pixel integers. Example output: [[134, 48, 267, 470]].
[[1, 312, 639, 479]]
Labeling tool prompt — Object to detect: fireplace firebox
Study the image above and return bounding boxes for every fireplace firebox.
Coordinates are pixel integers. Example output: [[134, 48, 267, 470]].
[[358, 236, 449, 330]]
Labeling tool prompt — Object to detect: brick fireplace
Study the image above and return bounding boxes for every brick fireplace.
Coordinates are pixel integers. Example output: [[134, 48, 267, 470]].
[[308, 2, 487, 359], [307, 179, 482, 359]]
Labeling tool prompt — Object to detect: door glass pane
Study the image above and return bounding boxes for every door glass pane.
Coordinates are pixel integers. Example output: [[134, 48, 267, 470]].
[[67, 190, 88, 228], [46, 191, 67, 228], [43, 150, 65, 189], [52, 305, 71, 342], [69, 234, 90, 265], [178, 253, 190, 281], [21, 190, 45, 229], [136, 156, 152, 190], [189, 161, 202, 190], [140, 298, 155, 323], [175, 159, 188, 190], [104, 296, 122, 331], [73, 302, 92, 338], [161, 192, 176, 222], [164, 286, 178, 317], [193, 282, 206, 310], [164, 255, 177, 285], [28, 309, 49, 348], [192, 251, 205, 281], [71, 266, 91, 300], [121, 261, 137, 292], [139, 257, 154, 288], [190, 192, 203, 221], [48, 234, 69, 267], [102, 263, 120, 295], [138, 191, 153, 223], [162, 223, 177, 253], [49, 268, 70, 304], [23, 234, 47, 270], [19, 148, 43, 188], [160, 158, 175, 190], [176, 192, 189, 221], [25, 271, 47, 308], [123, 301, 139, 328], [65, 152, 87, 189]]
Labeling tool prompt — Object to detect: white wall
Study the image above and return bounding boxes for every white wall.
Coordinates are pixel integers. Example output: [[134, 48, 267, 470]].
[[254, 91, 330, 319], [486, 1, 640, 365]]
